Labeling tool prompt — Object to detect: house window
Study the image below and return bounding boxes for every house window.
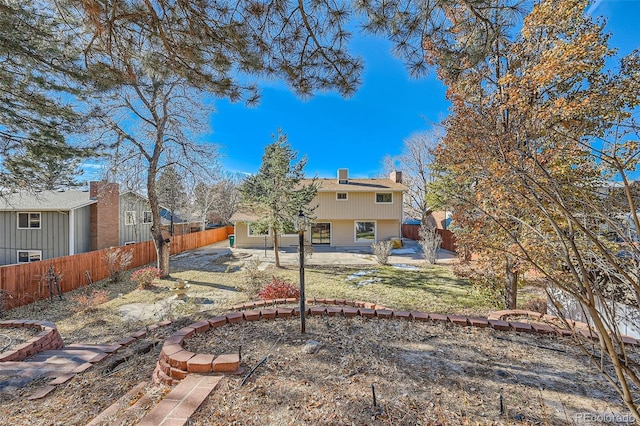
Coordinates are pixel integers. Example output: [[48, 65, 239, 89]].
[[355, 221, 376, 242], [17, 250, 42, 263], [125, 211, 136, 225], [375, 193, 392, 203], [336, 192, 348, 200], [248, 223, 268, 237], [143, 211, 153, 224], [17, 212, 41, 229]]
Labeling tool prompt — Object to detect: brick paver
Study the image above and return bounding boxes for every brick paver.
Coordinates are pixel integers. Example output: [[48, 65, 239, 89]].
[[86, 381, 148, 426], [138, 375, 222, 426]]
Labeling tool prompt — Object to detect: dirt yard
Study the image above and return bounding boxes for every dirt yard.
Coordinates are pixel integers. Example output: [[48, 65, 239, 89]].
[[182, 315, 634, 425], [0, 250, 637, 425]]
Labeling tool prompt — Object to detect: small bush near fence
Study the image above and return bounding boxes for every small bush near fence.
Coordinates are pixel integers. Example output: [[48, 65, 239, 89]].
[[418, 225, 442, 265], [258, 277, 300, 300], [240, 257, 266, 297], [105, 247, 133, 283], [69, 290, 110, 313], [131, 267, 160, 289]]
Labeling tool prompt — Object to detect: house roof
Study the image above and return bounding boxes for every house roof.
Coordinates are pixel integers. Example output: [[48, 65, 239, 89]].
[[303, 178, 408, 192], [0, 189, 97, 211], [229, 205, 266, 223]]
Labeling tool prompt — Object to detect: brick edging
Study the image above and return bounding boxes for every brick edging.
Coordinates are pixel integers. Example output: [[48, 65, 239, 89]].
[[154, 300, 640, 386], [0, 320, 64, 361], [0, 319, 175, 364]]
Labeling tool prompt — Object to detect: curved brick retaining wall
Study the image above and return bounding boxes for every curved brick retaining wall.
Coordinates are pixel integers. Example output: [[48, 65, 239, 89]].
[[0, 320, 64, 361], [153, 299, 640, 386]]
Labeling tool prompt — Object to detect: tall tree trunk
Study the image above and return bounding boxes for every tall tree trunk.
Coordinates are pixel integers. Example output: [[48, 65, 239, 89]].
[[505, 255, 518, 309], [273, 228, 280, 268], [155, 236, 171, 277], [148, 150, 171, 277]]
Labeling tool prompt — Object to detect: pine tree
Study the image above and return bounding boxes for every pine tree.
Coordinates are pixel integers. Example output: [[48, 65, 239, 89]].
[[240, 131, 318, 267], [3, 142, 84, 190], [0, 0, 89, 189]]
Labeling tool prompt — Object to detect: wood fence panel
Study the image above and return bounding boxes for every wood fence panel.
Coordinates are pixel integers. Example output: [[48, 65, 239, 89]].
[[436, 229, 457, 253], [0, 226, 234, 310], [401, 224, 458, 253], [401, 224, 420, 240]]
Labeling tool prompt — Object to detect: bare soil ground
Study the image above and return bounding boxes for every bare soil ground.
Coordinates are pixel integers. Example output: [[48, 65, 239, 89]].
[[0, 252, 636, 425], [0, 327, 40, 353], [184, 316, 633, 426]]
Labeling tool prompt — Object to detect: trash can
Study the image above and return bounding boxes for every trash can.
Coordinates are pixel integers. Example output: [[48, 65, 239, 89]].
[[229, 234, 235, 247]]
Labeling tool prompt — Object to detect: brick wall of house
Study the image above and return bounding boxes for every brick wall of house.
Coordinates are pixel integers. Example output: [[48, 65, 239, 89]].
[[90, 181, 120, 250]]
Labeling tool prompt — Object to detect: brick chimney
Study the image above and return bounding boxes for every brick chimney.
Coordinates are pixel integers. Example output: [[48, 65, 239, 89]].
[[390, 171, 402, 183], [337, 168, 349, 184], [89, 181, 120, 250]]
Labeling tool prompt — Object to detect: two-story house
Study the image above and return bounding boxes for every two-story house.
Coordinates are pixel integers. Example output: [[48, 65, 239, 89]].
[[231, 169, 407, 249], [0, 181, 120, 265]]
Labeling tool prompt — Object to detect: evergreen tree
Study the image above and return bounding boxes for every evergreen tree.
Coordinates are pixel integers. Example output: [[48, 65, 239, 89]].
[[3, 142, 84, 190], [240, 131, 318, 267], [0, 0, 90, 189]]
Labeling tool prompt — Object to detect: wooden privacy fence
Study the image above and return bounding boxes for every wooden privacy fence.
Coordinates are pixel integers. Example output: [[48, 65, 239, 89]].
[[0, 226, 233, 310], [401, 224, 458, 253]]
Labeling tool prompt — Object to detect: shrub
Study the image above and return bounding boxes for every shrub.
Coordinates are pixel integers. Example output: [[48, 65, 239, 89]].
[[240, 257, 266, 297], [70, 290, 109, 313], [131, 266, 160, 289], [0, 289, 12, 317], [258, 276, 300, 300], [418, 225, 442, 265], [371, 241, 393, 265], [523, 297, 548, 314], [105, 247, 133, 283], [453, 262, 504, 309]]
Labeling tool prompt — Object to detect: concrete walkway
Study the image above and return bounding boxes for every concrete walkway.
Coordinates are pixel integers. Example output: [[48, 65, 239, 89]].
[[182, 237, 458, 268]]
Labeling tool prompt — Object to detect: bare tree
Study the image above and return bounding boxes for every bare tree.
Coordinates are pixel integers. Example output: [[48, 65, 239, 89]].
[[192, 177, 242, 229], [65, 0, 362, 276], [384, 130, 441, 225], [90, 70, 217, 276], [210, 178, 243, 226]]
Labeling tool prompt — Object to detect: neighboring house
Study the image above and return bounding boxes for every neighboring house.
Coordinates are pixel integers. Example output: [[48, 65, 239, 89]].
[[0, 181, 119, 266], [0, 181, 190, 266], [119, 191, 154, 245], [404, 211, 452, 230], [158, 208, 203, 236], [231, 169, 407, 249]]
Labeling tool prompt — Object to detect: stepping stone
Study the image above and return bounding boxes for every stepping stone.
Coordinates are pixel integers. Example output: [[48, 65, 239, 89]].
[[87, 381, 148, 426], [49, 373, 76, 385], [138, 375, 222, 426], [27, 385, 56, 400]]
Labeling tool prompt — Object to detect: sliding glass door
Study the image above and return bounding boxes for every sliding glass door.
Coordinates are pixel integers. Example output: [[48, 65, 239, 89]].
[[311, 223, 331, 245]]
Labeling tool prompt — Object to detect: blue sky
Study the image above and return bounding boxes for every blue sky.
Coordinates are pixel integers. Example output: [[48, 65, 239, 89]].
[[211, 34, 449, 179], [208, 1, 640, 180]]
